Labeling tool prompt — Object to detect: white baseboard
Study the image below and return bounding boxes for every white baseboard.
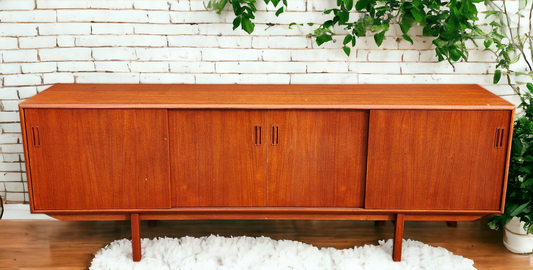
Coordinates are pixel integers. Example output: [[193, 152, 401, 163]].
[[2, 204, 56, 220]]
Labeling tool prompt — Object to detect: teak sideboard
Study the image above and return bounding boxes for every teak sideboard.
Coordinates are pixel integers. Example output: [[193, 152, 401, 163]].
[[19, 84, 515, 262]]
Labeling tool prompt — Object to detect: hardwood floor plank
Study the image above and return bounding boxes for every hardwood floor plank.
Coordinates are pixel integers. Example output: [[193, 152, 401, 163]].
[[0, 217, 530, 269]]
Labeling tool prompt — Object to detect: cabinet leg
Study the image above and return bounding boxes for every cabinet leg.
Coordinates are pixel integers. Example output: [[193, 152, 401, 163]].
[[447, 221, 457, 227], [148, 220, 157, 228], [393, 213, 405, 262], [131, 213, 141, 262]]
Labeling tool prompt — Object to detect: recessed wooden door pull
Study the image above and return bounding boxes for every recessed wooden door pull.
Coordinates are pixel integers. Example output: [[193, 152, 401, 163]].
[[32, 126, 40, 148], [271, 125, 279, 145], [254, 125, 262, 146]]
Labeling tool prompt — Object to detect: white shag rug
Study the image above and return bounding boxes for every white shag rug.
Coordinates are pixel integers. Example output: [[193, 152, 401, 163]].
[[90, 235, 476, 270]]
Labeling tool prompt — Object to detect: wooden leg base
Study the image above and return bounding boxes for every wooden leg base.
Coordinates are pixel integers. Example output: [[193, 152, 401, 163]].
[[131, 213, 141, 262], [393, 213, 405, 262]]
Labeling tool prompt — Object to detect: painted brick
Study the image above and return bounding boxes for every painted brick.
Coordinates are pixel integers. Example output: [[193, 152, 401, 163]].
[[39, 23, 92, 35], [136, 48, 202, 61], [58, 10, 170, 23], [0, 112, 19, 122], [140, 73, 195, 84], [0, 24, 38, 36], [349, 63, 401, 74], [195, 74, 291, 84], [400, 62, 454, 74], [4, 74, 42, 86], [0, 135, 20, 144], [291, 50, 329, 61], [93, 48, 138, 61], [3, 154, 22, 162], [5, 182, 24, 192], [0, 162, 21, 171], [452, 63, 495, 74], [39, 48, 92, 61], [37, 0, 133, 9], [0, 101, 22, 111], [43, 73, 75, 84], [133, 0, 171, 10], [253, 11, 331, 24], [76, 35, 167, 47], [57, 36, 76, 47], [95, 62, 130, 72], [170, 11, 230, 23], [189, 0, 207, 10], [2, 50, 38, 63], [0, 38, 18, 49], [398, 37, 434, 50], [252, 36, 311, 49], [291, 73, 359, 84], [170, 62, 215, 73], [21, 63, 57, 73], [134, 24, 199, 35], [262, 50, 291, 61], [402, 50, 420, 62], [410, 74, 493, 84], [75, 73, 140, 83], [168, 36, 252, 48], [0, 11, 56, 23], [307, 62, 349, 73], [0, 88, 19, 99], [216, 62, 307, 73], [0, 123, 22, 132], [37, 85, 51, 93], [6, 192, 24, 202], [307, 0, 336, 11], [170, 0, 190, 11], [359, 74, 415, 84], [0, 64, 22, 75], [92, 23, 135, 35], [419, 50, 439, 62], [19, 36, 57, 49], [129, 62, 169, 73], [0, 0, 35, 10], [17, 87, 38, 99], [340, 36, 399, 51], [466, 51, 498, 62], [367, 50, 405, 62], [0, 173, 22, 182], [202, 48, 262, 61], [58, 62, 95, 72]]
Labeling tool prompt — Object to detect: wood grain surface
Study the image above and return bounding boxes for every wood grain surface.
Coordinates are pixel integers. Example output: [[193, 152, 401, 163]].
[[366, 110, 512, 210], [0, 217, 530, 269], [169, 110, 267, 207], [23, 109, 171, 210], [267, 110, 368, 207], [19, 84, 515, 110]]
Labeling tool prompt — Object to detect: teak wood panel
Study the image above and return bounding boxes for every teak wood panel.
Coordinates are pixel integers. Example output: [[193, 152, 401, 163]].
[[267, 110, 369, 207], [23, 109, 171, 210], [169, 110, 267, 207], [366, 110, 511, 210]]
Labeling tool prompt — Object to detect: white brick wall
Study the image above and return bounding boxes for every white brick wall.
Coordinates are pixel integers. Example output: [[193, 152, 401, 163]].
[[0, 0, 522, 204]]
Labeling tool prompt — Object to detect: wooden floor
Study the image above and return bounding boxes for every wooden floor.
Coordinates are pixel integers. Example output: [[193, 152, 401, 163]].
[[0, 216, 531, 269]]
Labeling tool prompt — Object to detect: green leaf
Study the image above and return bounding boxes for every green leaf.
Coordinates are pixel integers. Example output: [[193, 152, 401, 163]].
[[344, 0, 354, 10], [355, 0, 368, 11], [519, 0, 527, 9], [232, 16, 241, 30], [484, 40, 492, 48], [343, 34, 353, 45], [316, 34, 333, 46], [241, 17, 255, 34], [402, 34, 414, 44], [283, 0, 287, 6], [527, 83, 533, 93], [410, 8, 425, 23], [271, 0, 280, 6], [343, 46, 351, 56], [511, 54, 521, 64], [493, 70, 502, 84], [339, 10, 350, 24], [510, 201, 531, 216], [373, 31, 386, 47], [275, 7, 284, 16]]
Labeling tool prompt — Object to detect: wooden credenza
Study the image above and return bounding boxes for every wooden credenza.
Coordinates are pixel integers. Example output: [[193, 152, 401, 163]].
[[19, 84, 515, 262]]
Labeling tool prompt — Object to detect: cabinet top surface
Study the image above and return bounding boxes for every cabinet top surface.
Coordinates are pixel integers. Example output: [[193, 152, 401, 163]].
[[20, 84, 515, 110]]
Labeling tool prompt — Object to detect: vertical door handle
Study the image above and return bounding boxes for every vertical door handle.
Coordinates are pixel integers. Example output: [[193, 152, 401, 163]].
[[494, 127, 504, 149], [254, 125, 262, 146], [271, 125, 279, 146], [32, 126, 40, 148]]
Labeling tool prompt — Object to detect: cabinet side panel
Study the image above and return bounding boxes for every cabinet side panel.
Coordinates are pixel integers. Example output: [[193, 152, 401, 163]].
[[24, 109, 171, 210], [169, 110, 267, 207], [267, 110, 369, 207], [366, 110, 511, 210]]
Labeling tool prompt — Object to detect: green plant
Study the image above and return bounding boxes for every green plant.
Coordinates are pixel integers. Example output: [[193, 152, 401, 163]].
[[484, 0, 533, 233]]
